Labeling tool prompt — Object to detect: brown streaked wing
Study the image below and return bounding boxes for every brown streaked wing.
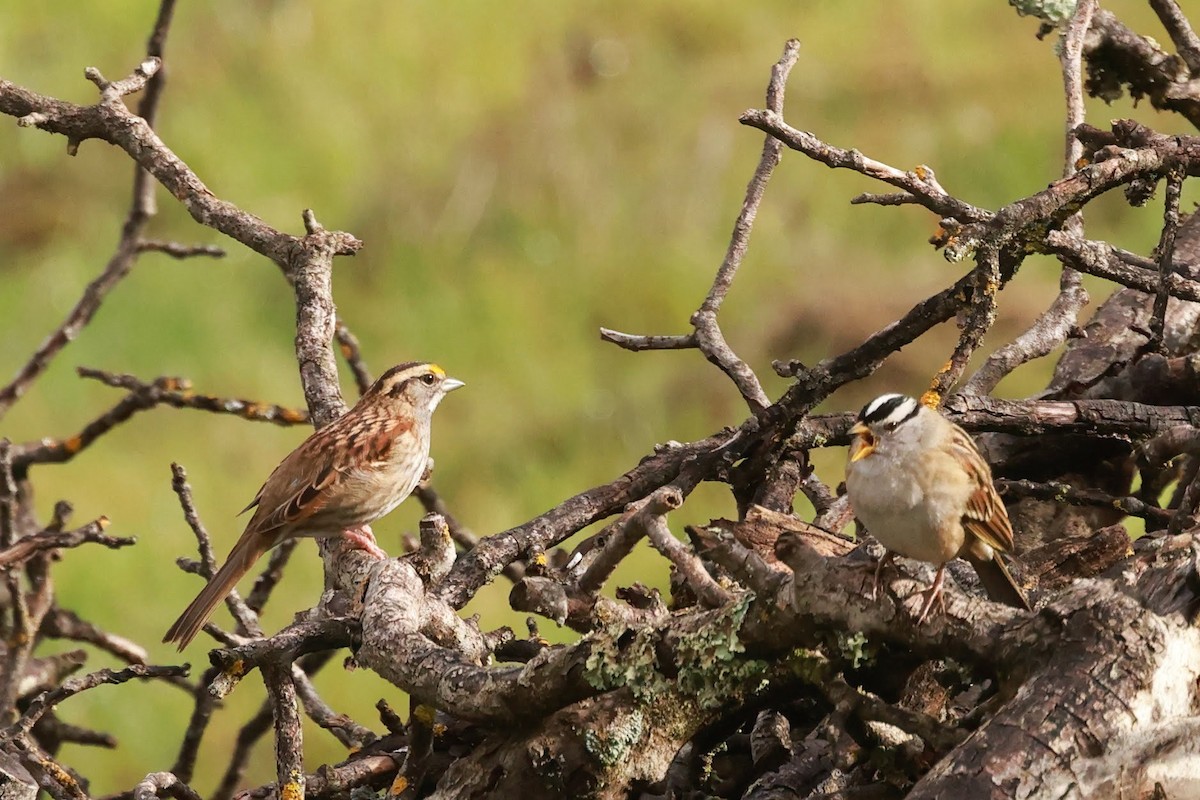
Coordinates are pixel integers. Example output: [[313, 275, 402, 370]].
[[950, 426, 1016, 554], [241, 412, 415, 537], [243, 457, 339, 537], [238, 414, 357, 536]]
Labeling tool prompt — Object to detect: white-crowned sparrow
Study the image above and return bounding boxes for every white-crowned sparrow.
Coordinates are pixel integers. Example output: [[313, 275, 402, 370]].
[[845, 393, 1031, 622]]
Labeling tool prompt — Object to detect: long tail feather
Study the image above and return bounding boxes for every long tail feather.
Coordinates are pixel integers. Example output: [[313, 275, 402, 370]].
[[966, 553, 1032, 611], [163, 535, 264, 650]]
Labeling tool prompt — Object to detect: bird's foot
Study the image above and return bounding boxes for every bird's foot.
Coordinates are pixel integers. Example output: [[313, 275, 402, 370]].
[[913, 564, 947, 624], [342, 524, 389, 560], [868, 551, 896, 602]]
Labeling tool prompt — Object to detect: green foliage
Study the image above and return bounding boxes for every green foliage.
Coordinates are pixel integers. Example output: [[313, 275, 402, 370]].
[[0, 0, 1192, 792]]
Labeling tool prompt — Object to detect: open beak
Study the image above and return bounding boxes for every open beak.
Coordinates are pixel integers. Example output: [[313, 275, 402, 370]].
[[849, 421, 875, 462]]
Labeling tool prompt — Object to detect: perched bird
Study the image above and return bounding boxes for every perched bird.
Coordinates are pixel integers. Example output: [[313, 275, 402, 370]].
[[845, 393, 1030, 623], [164, 362, 464, 649]]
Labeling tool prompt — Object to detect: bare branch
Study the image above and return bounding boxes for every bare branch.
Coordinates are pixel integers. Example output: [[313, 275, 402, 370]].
[[137, 240, 225, 259], [1063, 0, 1097, 174], [740, 110, 990, 223], [0, 239, 144, 421], [964, 0, 1095, 397], [262, 663, 305, 800], [598, 330, 695, 351], [601, 40, 806, 412], [996, 478, 1171, 525], [0, 518, 134, 567], [169, 463, 261, 640], [926, 248, 1002, 403], [41, 608, 150, 667], [0, 441, 14, 550], [334, 318, 372, 396], [1149, 0, 1200, 73], [1149, 169, 1185, 351], [132, 772, 202, 800], [639, 488, 732, 608], [291, 666, 376, 749], [15, 665, 188, 736], [12, 371, 308, 470], [1044, 230, 1200, 300]]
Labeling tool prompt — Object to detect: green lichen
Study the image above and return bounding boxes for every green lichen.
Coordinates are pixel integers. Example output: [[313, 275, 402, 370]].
[[583, 623, 659, 694], [583, 594, 771, 709], [673, 596, 771, 708], [1009, 0, 1077, 25], [836, 631, 872, 670], [583, 709, 645, 768]]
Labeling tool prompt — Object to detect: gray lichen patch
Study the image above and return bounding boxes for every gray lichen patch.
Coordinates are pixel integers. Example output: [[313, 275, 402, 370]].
[[583, 708, 645, 768], [582, 594, 771, 709]]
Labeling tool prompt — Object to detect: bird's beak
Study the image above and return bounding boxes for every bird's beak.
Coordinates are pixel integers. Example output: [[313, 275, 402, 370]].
[[849, 421, 875, 462], [442, 377, 465, 393]]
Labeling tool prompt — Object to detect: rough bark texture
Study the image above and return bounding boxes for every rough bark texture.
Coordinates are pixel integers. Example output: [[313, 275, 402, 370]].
[[4, 2, 1200, 799]]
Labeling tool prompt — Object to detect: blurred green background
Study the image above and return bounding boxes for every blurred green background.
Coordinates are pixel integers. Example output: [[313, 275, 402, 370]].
[[1, 0, 1196, 793]]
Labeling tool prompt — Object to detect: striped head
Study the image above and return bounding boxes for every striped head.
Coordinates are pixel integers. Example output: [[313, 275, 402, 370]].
[[361, 362, 465, 421], [848, 393, 924, 463]]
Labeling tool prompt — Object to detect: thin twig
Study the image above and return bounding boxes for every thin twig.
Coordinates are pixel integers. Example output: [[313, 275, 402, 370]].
[[1149, 0, 1200, 73], [997, 478, 1172, 524], [41, 608, 151, 667], [262, 664, 305, 800], [603, 40, 806, 412], [132, 772, 203, 800], [926, 248, 1002, 404], [244, 542, 298, 613], [0, 32, 183, 421], [0, 241, 144, 420], [169, 463, 262, 639], [415, 482, 522, 582], [1043, 230, 1200, 300], [0, 518, 134, 567], [739, 110, 991, 224], [641, 503, 732, 608], [292, 666, 376, 749], [137, 240, 226, 259], [15, 665, 189, 735], [963, 0, 1094, 396], [334, 318, 372, 396], [1063, 0, 1097, 178], [13, 371, 308, 470], [213, 699, 273, 800], [1149, 169, 1184, 352], [0, 440, 14, 549]]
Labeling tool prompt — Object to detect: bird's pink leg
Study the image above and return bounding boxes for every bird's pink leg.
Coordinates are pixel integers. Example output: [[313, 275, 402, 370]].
[[871, 551, 896, 601], [914, 564, 947, 624], [341, 524, 388, 560]]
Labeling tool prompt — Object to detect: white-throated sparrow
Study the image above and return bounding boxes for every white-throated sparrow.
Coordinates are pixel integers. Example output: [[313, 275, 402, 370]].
[[845, 393, 1030, 623], [164, 361, 463, 649]]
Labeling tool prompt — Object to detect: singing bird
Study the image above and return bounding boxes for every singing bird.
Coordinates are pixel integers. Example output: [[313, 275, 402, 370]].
[[845, 393, 1030, 623]]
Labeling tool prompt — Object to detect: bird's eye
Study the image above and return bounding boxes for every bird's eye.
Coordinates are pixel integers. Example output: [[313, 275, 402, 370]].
[[420, 373, 437, 386]]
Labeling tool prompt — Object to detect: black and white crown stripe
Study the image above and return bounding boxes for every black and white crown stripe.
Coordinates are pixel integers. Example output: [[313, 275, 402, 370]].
[[858, 394, 922, 428]]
